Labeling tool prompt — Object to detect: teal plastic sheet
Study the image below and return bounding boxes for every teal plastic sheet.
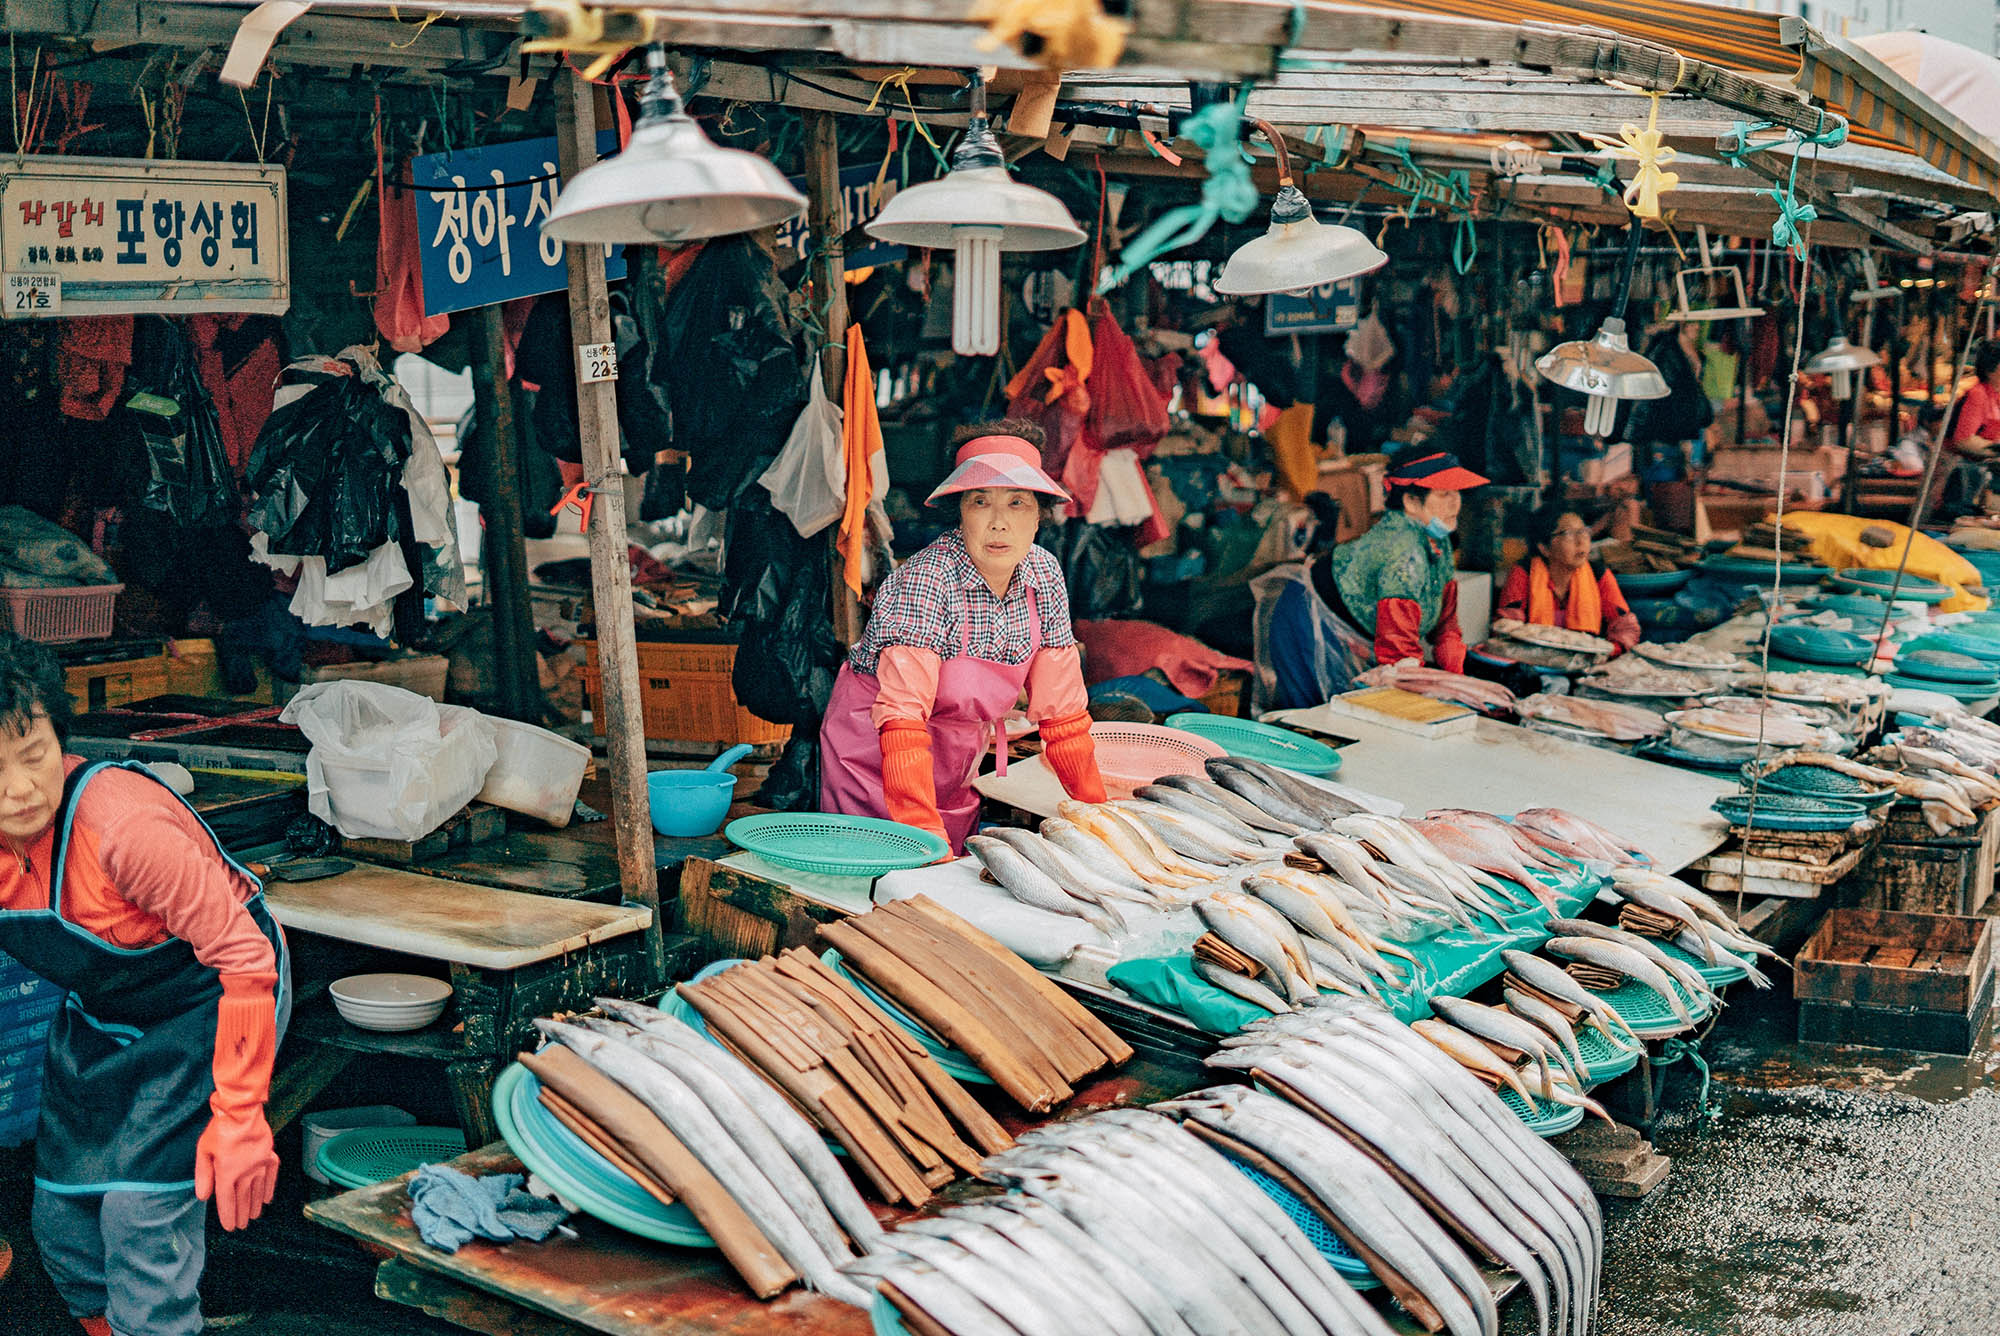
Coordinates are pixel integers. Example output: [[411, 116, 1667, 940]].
[[1114, 866, 1607, 1035]]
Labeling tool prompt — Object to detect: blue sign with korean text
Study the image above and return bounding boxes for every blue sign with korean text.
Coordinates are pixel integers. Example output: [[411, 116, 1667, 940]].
[[1264, 279, 1361, 336], [774, 164, 904, 273], [411, 134, 626, 316]]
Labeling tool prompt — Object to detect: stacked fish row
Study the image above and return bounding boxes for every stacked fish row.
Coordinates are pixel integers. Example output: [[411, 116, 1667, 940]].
[[1747, 742, 2000, 835], [526, 1001, 889, 1307], [1603, 867, 1781, 986], [1207, 1001, 1603, 1336]]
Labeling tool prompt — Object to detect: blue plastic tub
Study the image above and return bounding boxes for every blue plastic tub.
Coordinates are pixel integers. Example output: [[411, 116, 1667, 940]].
[[648, 743, 754, 838]]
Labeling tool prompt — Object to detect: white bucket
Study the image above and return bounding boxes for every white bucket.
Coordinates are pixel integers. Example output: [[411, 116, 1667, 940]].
[[303, 1105, 416, 1185], [476, 716, 591, 827]]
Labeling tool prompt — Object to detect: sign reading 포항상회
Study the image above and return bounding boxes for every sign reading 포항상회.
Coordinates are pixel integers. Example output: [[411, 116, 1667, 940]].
[[411, 134, 627, 315], [0, 155, 287, 316]]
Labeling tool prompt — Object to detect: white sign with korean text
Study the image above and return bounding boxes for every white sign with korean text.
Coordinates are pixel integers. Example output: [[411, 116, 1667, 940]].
[[3, 272, 61, 318], [0, 155, 288, 316], [576, 342, 619, 384]]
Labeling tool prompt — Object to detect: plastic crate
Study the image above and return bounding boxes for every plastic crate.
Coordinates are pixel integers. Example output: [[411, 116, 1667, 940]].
[[582, 639, 790, 747], [1, 584, 122, 643]]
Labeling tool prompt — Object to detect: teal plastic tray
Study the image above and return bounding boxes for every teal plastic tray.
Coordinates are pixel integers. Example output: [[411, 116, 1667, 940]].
[[1164, 713, 1342, 776], [1711, 792, 1868, 832], [491, 1062, 714, 1247], [1592, 975, 1714, 1039], [1768, 624, 1873, 667], [1894, 649, 2000, 686], [1229, 1157, 1381, 1287], [1749, 763, 1896, 808], [1828, 569, 1952, 603], [317, 1125, 465, 1190], [1497, 1085, 1587, 1138], [1574, 1024, 1642, 1086], [725, 813, 947, 877], [1659, 937, 1750, 989]]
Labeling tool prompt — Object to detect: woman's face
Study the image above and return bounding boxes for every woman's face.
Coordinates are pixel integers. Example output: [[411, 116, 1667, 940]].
[[1539, 513, 1592, 570], [0, 713, 63, 844], [1404, 487, 1463, 533], [960, 488, 1041, 575]]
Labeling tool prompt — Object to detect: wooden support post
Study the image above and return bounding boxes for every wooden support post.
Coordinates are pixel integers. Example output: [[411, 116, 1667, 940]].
[[556, 68, 662, 978], [467, 304, 542, 721], [804, 109, 863, 646]]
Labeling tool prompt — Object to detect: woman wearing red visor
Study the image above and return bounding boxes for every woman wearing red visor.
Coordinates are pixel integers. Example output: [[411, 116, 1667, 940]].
[[1256, 447, 1487, 711], [820, 421, 1106, 851]]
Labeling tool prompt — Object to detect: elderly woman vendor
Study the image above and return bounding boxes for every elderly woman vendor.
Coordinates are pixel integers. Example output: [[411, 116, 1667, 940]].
[[1496, 504, 1641, 654], [820, 421, 1106, 849], [1256, 448, 1487, 710]]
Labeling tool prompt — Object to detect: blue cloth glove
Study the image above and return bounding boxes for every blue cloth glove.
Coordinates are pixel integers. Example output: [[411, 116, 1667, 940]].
[[409, 1164, 568, 1253]]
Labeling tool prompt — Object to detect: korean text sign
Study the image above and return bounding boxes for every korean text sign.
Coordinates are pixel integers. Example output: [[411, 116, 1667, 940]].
[[0, 155, 287, 316], [411, 134, 626, 315], [1264, 280, 1361, 335]]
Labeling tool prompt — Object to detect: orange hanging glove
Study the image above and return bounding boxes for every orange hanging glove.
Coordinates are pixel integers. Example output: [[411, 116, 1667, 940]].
[[1039, 709, 1107, 803], [879, 719, 947, 841], [194, 972, 280, 1232]]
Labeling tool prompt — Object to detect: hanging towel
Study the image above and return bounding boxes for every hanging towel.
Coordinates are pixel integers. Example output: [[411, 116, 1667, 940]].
[[837, 326, 889, 594], [374, 158, 449, 354]]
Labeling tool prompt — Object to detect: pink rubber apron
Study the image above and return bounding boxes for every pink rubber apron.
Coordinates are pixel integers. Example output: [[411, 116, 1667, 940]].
[[819, 590, 1041, 854]]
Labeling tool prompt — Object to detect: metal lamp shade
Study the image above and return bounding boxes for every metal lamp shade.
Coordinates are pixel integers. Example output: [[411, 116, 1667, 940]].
[[1805, 336, 1883, 375], [1215, 209, 1387, 296], [542, 114, 806, 245], [1535, 317, 1670, 401], [864, 167, 1083, 252]]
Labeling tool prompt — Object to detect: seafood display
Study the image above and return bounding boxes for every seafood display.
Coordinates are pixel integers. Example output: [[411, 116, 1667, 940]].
[[1512, 808, 1654, 868], [1356, 660, 1520, 714], [1663, 706, 1843, 751], [1514, 694, 1667, 742], [1744, 747, 1999, 835], [1491, 618, 1617, 657], [1578, 657, 1722, 699], [1633, 641, 1747, 672]]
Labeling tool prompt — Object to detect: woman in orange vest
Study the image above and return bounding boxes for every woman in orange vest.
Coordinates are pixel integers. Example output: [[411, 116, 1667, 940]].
[[1497, 505, 1641, 654]]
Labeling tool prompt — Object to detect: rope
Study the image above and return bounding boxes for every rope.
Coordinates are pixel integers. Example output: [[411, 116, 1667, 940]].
[[1095, 91, 1258, 293], [1655, 1036, 1718, 1119], [863, 68, 948, 173]]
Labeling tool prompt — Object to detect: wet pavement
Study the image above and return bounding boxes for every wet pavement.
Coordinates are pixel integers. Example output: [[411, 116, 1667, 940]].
[[1585, 983, 2000, 1336], [8, 985, 2000, 1335]]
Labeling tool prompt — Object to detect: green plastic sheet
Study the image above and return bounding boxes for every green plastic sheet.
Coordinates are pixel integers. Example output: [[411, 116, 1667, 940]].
[[1110, 866, 1607, 1036]]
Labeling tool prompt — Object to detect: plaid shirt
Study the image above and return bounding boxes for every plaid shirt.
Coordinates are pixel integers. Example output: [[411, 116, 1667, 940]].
[[848, 528, 1076, 675]]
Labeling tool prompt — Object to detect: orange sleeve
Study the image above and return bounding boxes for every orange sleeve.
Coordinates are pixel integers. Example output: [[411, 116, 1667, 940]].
[[1024, 644, 1089, 723], [870, 645, 943, 730], [1496, 565, 1530, 623], [84, 772, 275, 979], [1374, 598, 1429, 667]]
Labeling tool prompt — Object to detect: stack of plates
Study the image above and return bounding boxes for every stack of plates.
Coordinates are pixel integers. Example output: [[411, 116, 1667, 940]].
[[1894, 648, 2000, 688], [1710, 792, 1869, 832], [329, 974, 452, 1032], [1768, 624, 1874, 667], [1827, 569, 1953, 604]]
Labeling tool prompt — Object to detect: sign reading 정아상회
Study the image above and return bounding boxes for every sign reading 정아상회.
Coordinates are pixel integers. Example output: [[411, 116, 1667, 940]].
[[411, 134, 627, 316], [0, 155, 287, 316]]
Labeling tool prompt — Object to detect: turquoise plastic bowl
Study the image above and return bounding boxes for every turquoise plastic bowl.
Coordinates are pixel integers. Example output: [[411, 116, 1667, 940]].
[[648, 743, 753, 838]]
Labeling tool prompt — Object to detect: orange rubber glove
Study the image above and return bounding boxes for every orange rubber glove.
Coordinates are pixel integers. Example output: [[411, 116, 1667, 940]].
[[195, 972, 280, 1232], [879, 719, 947, 841], [1039, 709, 1107, 803]]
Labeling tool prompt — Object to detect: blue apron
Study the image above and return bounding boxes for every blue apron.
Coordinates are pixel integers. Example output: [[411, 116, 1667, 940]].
[[0, 761, 288, 1195]]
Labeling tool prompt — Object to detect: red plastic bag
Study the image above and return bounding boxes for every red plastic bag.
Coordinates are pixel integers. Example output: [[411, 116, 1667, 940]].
[[1004, 308, 1091, 473], [1084, 304, 1168, 452], [374, 162, 448, 354]]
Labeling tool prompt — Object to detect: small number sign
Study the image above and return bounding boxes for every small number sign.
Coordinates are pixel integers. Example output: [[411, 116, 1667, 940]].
[[4, 272, 61, 318], [576, 341, 619, 384]]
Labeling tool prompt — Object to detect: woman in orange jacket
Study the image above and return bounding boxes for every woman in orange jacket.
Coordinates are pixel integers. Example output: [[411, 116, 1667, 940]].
[[0, 631, 288, 1336], [1496, 505, 1642, 654], [819, 420, 1106, 851]]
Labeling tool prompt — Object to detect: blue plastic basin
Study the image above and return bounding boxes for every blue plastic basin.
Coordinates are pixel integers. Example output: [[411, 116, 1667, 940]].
[[647, 743, 753, 838]]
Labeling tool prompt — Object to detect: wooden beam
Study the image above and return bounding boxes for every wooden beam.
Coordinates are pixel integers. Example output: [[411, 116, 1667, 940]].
[[466, 304, 543, 722], [554, 68, 663, 977], [803, 109, 862, 647], [1722, 145, 1935, 255]]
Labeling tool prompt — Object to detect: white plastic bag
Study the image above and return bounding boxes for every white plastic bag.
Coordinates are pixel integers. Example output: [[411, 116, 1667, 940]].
[[758, 357, 845, 537], [280, 681, 498, 842]]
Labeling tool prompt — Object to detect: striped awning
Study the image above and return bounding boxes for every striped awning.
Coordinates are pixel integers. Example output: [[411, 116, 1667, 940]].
[[1355, 0, 2000, 195]]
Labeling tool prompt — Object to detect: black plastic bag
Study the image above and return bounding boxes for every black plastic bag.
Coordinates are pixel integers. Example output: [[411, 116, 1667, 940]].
[[1045, 517, 1144, 620], [514, 292, 669, 475], [126, 320, 238, 529], [246, 368, 408, 573], [757, 737, 821, 813], [725, 493, 842, 728]]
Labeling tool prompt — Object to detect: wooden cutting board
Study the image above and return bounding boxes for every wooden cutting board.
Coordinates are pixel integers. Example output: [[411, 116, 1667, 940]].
[[265, 864, 650, 969]]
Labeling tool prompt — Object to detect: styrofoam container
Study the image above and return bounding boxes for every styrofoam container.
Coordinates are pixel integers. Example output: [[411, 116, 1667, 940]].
[[303, 1105, 417, 1186], [475, 716, 590, 827]]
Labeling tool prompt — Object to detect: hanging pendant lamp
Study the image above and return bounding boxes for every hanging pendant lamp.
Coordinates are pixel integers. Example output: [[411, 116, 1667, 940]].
[[541, 47, 806, 245], [1215, 119, 1386, 296], [1536, 221, 1669, 438], [1806, 335, 1882, 402], [864, 77, 1083, 356]]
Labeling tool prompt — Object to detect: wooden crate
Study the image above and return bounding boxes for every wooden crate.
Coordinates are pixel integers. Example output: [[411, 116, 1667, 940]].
[[582, 639, 790, 747], [1847, 806, 1999, 917], [1795, 908, 1994, 1054], [64, 653, 168, 713]]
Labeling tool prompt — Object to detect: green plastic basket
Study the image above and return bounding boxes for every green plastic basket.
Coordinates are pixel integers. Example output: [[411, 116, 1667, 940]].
[[316, 1125, 466, 1190], [1574, 1025, 1643, 1086], [1497, 1086, 1587, 1137], [1659, 938, 1750, 989], [725, 813, 948, 878], [1592, 975, 1713, 1039], [1162, 714, 1343, 776]]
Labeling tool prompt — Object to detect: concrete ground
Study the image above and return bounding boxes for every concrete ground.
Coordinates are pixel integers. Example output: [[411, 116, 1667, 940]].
[[6, 984, 1998, 1336]]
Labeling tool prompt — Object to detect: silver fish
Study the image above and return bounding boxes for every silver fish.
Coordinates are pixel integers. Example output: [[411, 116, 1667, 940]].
[[1135, 783, 1283, 849], [539, 1020, 870, 1306], [838, 1257, 1016, 1336], [1542, 918, 1717, 1007], [882, 1230, 1087, 1336], [1197, 897, 1315, 1005], [1671, 929, 1773, 989], [1500, 949, 1646, 1051], [1116, 800, 1259, 866], [1219, 756, 1367, 823], [1157, 772, 1306, 837], [1430, 996, 1568, 1096], [937, 1204, 1160, 1336], [986, 828, 1154, 910], [1502, 986, 1592, 1077], [591, 998, 884, 1249], [1193, 957, 1293, 1014], [1608, 880, 1717, 964], [1208, 760, 1327, 830], [1543, 937, 1698, 1028], [967, 835, 1122, 935], [1039, 818, 1153, 895], [978, 1196, 1202, 1336]]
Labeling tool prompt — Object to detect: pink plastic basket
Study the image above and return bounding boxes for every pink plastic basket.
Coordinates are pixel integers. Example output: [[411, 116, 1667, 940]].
[[1089, 722, 1227, 799], [0, 584, 122, 644]]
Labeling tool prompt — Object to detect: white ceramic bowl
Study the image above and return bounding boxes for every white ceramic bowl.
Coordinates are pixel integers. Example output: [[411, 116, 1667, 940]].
[[330, 974, 451, 1032]]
